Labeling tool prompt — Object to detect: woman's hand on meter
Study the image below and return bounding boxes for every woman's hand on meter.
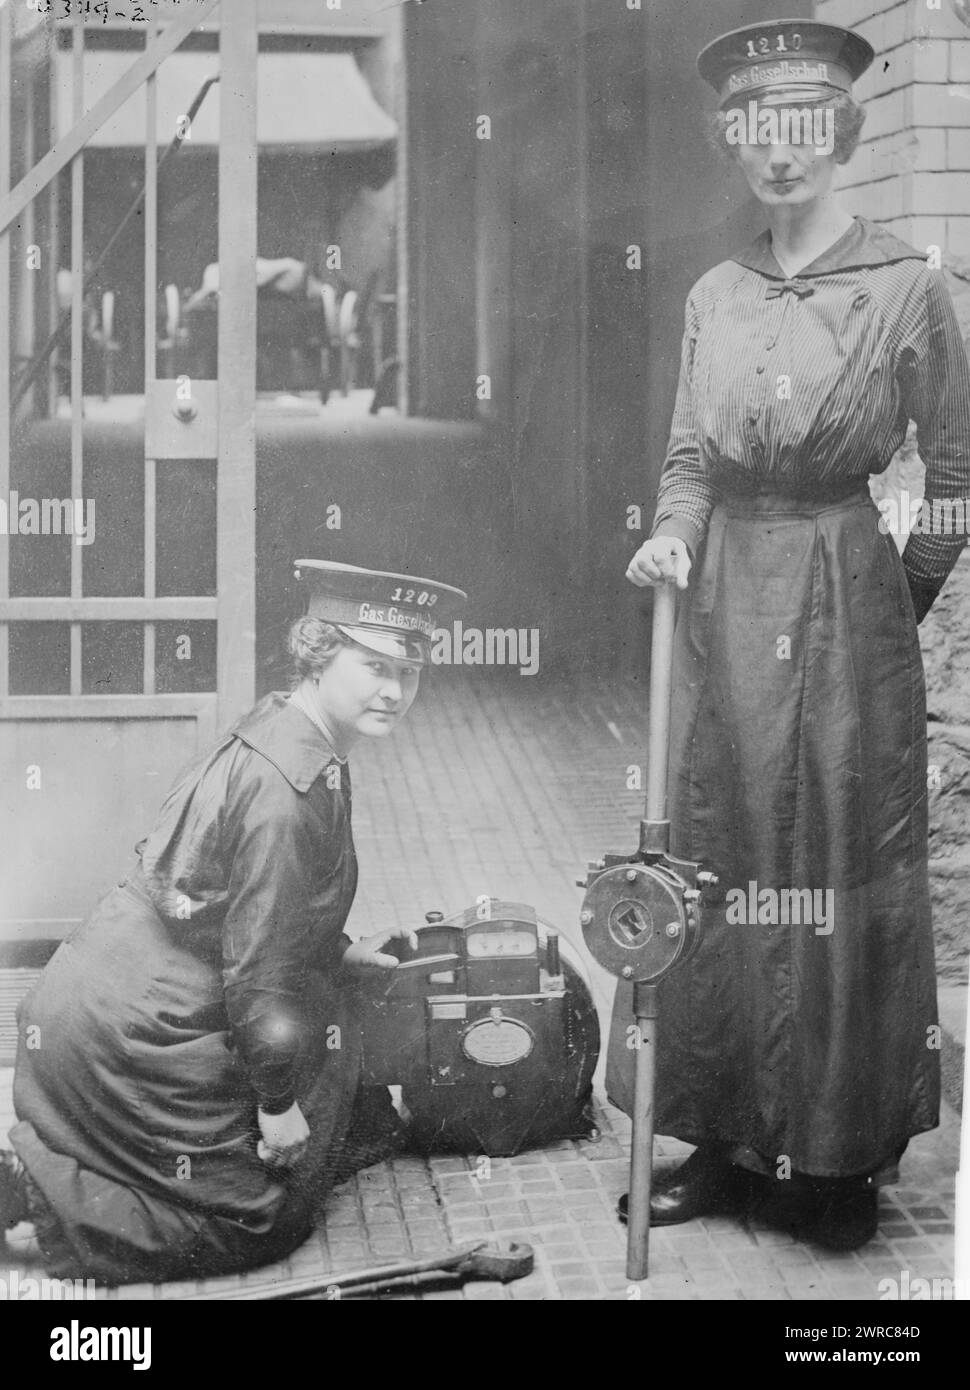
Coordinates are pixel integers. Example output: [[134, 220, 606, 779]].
[[343, 924, 420, 973], [627, 535, 691, 590], [257, 1102, 310, 1170]]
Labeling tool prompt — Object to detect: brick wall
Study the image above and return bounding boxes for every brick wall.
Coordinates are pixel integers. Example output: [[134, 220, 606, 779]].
[[818, 0, 970, 976], [818, 0, 970, 256]]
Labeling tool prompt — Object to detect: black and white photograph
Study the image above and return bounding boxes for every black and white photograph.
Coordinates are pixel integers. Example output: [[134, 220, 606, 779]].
[[0, 0, 969, 1343]]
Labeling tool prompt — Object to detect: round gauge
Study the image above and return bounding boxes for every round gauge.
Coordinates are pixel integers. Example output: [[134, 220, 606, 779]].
[[467, 929, 536, 958], [461, 1016, 534, 1066]]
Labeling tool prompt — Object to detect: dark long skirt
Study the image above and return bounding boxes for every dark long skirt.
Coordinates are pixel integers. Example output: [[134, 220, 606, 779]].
[[605, 487, 940, 1177], [10, 875, 361, 1284]]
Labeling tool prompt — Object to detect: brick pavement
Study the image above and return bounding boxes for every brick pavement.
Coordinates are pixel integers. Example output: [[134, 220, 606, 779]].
[[1, 670, 963, 1300]]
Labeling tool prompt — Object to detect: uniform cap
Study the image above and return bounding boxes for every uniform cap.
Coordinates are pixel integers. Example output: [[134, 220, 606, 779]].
[[697, 19, 874, 108], [293, 559, 467, 664]]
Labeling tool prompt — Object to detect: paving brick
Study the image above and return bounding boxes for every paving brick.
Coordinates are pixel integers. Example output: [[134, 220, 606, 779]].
[[440, 1198, 490, 1216], [584, 1239, 624, 1259], [511, 1281, 559, 1300], [525, 1202, 572, 1223], [767, 1247, 819, 1270], [1, 675, 963, 1303], [556, 1276, 605, 1296], [640, 1273, 697, 1298], [473, 1183, 520, 1202], [428, 1157, 470, 1174], [325, 1242, 370, 1262], [685, 1266, 738, 1289], [481, 1200, 529, 1221], [886, 1236, 938, 1256], [561, 1194, 613, 1216], [363, 1211, 404, 1230], [827, 1278, 882, 1299], [558, 1170, 598, 1190], [544, 1244, 585, 1263], [579, 1139, 624, 1160], [680, 1247, 733, 1273], [405, 1217, 449, 1235], [447, 1219, 495, 1240]]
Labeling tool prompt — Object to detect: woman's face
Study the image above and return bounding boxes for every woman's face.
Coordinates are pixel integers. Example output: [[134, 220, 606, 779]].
[[312, 641, 421, 745], [735, 130, 838, 208]]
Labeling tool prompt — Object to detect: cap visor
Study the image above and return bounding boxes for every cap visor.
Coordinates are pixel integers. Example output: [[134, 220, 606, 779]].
[[336, 625, 428, 664]]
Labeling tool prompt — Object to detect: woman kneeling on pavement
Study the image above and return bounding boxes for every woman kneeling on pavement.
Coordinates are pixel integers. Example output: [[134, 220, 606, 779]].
[[0, 561, 465, 1284]]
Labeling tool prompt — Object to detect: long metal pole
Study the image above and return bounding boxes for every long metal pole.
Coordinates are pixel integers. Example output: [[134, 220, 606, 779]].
[[216, 0, 258, 729], [956, 956, 970, 1297], [0, 0, 12, 701], [627, 579, 678, 1281], [143, 18, 159, 699], [627, 982, 658, 1281]]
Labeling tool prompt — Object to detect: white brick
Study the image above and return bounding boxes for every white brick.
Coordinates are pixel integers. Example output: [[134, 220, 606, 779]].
[[911, 170, 970, 215], [905, 215, 949, 256], [913, 127, 949, 170], [859, 49, 911, 100], [857, 128, 947, 176], [863, 87, 908, 140], [911, 82, 970, 127], [913, 41, 951, 83], [946, 215, 970, 258], [817, 0, 895, 27], [950, 39, 970, 83], [947, 128, 970, 168], [841, 139, 877, 186], [847, 176, 907, 221], [909, 3, 970, 43], [856, 44, 939, 99], [855, 4, 913, 57]]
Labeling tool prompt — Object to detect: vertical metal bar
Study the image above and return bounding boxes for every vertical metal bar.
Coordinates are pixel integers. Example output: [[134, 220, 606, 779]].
[[69, 16, 85, 697], [143, 23, 159, 696], [627, 983, 658, 1282], [574, 0, 591, 587], [46, 49, 60, 419], [15, 69, 38, 420], [0, 1, 13, 699], [216, 0, 258, 727], [394, 7, 409, 416]]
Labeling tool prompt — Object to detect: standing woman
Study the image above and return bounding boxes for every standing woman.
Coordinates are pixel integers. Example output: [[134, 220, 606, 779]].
[[606, 20, 970, 1251], [1, 562, 465, 1283]]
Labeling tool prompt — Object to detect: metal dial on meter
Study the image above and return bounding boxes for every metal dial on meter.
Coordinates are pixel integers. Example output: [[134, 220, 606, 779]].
[[581, 861, 693, 982], [466, 930, 536, 958]]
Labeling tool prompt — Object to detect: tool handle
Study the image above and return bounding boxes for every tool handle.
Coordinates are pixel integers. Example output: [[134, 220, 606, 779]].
[[190, 1243, 485, 1300], [645, 581, 677, 825]]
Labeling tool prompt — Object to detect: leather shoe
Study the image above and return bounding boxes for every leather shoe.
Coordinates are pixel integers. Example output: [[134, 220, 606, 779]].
[[0, 1150, 30, 1229], [617, 1146, 763, 1227], [758, 1173, 878, 1251]]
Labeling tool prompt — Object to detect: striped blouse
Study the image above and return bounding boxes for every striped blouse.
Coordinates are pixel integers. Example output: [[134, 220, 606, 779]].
[[651, 216, 970, 608]]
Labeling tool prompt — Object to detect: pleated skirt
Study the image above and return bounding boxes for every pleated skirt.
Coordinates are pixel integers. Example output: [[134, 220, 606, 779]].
[[605, 486, 940, 1176]]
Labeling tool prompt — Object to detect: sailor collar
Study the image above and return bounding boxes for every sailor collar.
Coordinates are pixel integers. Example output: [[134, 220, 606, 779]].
[[232, 691, 344, 794], [730, 215, 926, 282]]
